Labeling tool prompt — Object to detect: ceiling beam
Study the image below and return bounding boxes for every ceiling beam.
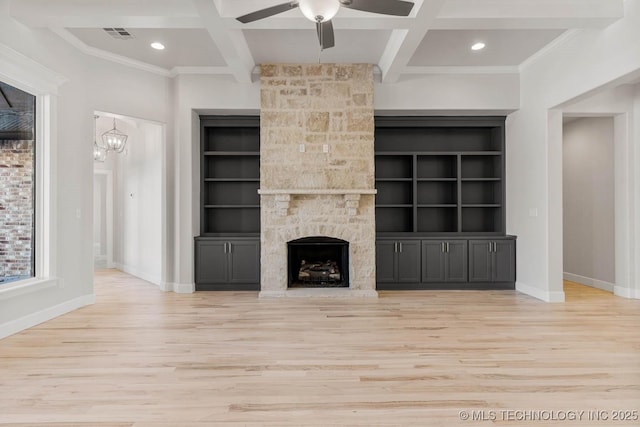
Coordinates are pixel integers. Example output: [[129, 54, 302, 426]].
[[226, 16, 411, 31], [378, 0, 447, 84], [192, 0, 255, 84]]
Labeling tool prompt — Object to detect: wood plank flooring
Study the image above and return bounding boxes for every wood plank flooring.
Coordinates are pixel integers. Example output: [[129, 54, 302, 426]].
[[0, 270, 639, 426]]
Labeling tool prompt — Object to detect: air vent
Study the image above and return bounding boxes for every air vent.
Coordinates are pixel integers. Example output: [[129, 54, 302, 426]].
[[103, 28, 134, 40]]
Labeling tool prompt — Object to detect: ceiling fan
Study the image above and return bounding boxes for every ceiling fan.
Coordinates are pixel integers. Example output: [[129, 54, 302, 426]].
[[237, 0, 414, 50]]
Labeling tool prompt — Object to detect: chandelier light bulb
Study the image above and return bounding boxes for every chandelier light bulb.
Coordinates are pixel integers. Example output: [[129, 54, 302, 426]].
[[101, 118, 128, 153], [93, 143, 107, 162], [93, 115, 108, 162], [299, 0, 340, 22]]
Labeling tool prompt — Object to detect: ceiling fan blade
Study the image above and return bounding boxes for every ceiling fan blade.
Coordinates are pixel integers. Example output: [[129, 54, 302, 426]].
[[340, 0, 414, 16], [237, 2, 299, 23], [316, 20, 335, 50]]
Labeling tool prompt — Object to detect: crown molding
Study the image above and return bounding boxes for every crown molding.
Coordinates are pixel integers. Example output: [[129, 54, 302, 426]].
[[50, 27, 171, 78], [0, 43, 68, 94], [169, 66, 232, 78], [403, 65, 520, 75]]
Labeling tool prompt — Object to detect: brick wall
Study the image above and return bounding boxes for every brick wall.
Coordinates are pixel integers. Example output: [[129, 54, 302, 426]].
[[0, 140, 34, 278]]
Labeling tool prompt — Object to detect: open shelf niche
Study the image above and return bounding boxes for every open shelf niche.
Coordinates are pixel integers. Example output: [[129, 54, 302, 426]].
[[199, 116, 261, 235], [374, 117, 506, 235]]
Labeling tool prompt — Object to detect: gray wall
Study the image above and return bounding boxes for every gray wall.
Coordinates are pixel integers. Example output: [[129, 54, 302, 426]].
[[563, 117, 615, 286]]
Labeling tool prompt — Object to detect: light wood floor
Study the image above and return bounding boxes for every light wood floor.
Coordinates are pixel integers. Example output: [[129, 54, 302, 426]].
[[0, 271, 639, 426]]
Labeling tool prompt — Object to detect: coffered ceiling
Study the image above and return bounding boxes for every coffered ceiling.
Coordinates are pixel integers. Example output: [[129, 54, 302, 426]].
[[9, 0, 624, 83]]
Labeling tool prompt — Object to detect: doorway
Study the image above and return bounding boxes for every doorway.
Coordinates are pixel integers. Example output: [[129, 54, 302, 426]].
[[93, 169, 113, 269], [92, 112, 165, 287], [562, 116, 615, 295]]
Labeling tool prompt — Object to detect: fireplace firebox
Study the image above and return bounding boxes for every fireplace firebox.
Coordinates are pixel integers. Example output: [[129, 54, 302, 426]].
[[287, 237, 349, 288]]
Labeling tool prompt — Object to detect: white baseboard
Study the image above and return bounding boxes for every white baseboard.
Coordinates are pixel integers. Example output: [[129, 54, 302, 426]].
[[114, 263, 161, 287], [0, 294, 95, 340], [112, 265, 193, 294], [173, 282, 195, 293], [563, 272, 614, 292], [156, 281, 194, 293], [614, 285, 640, 299], [516, 281, 565, 302]]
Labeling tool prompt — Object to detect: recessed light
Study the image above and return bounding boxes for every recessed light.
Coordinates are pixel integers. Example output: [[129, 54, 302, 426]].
[[471, 42, 486, 51], [150, 42, 165, 50]]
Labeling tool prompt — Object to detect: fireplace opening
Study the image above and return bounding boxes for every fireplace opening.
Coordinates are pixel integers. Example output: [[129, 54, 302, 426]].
[[287, 237, 349, 288]]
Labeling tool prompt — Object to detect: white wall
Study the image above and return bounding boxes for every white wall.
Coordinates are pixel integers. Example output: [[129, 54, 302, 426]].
[[0, 0, 170, 337], [563, 117, 615, 290], [374, 73, 519, 114], [93, 173, 107, 268], [507, 0, 640, 301], [115, 120, 163, 285], [93, 121, 117, 270]]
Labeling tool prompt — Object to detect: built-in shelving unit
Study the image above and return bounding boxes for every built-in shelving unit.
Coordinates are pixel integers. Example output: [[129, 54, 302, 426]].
[[196, 116, 261, 291], [375, 117, 505, 235], [374, 117, 515, 290]]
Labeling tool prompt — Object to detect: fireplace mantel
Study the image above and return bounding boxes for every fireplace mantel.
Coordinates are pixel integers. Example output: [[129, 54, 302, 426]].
[[258, 189, 377, 195], [258, 189, 377, 216]]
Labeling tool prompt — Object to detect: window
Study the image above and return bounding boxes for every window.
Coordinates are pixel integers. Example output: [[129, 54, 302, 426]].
[[0, 80, 36, 285]]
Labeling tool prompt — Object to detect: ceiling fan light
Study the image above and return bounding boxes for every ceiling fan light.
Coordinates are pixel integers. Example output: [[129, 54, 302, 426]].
[[299, 0, 340, 22]]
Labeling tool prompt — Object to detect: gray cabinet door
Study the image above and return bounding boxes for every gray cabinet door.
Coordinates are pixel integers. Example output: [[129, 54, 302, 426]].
[[445, 241, 468, 282], [376, 241, 397, 283], [468, 240, 492, 282], [195, 240, 227, 283], [396, 240, 421, 283], [493, 240, 516, 282], [422, 241, 445, 282], [228, 240, 260, 283], [423, 240, 468, 283]]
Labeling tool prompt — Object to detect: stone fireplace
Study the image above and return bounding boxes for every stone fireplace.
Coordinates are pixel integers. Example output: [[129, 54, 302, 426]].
[[259, 64, 377, 297]]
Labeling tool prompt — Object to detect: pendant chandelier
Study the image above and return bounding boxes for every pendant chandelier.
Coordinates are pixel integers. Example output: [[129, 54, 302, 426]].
[[101, 117, 128, 153], [93, 115, 107, 162]]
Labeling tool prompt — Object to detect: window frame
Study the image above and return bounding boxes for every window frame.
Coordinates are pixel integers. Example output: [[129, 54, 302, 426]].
[[0, 44, 64, 298]]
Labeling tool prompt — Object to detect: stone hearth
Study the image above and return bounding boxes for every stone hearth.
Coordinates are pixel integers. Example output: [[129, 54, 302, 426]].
[[259, 64, 377, 297]]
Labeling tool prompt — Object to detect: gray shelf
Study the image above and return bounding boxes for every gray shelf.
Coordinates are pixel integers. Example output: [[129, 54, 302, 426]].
[[204, 178, 260, 182], [199, 116, 261, 236], [374, 116, 506, 235], [204, 151, 260, 156]]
